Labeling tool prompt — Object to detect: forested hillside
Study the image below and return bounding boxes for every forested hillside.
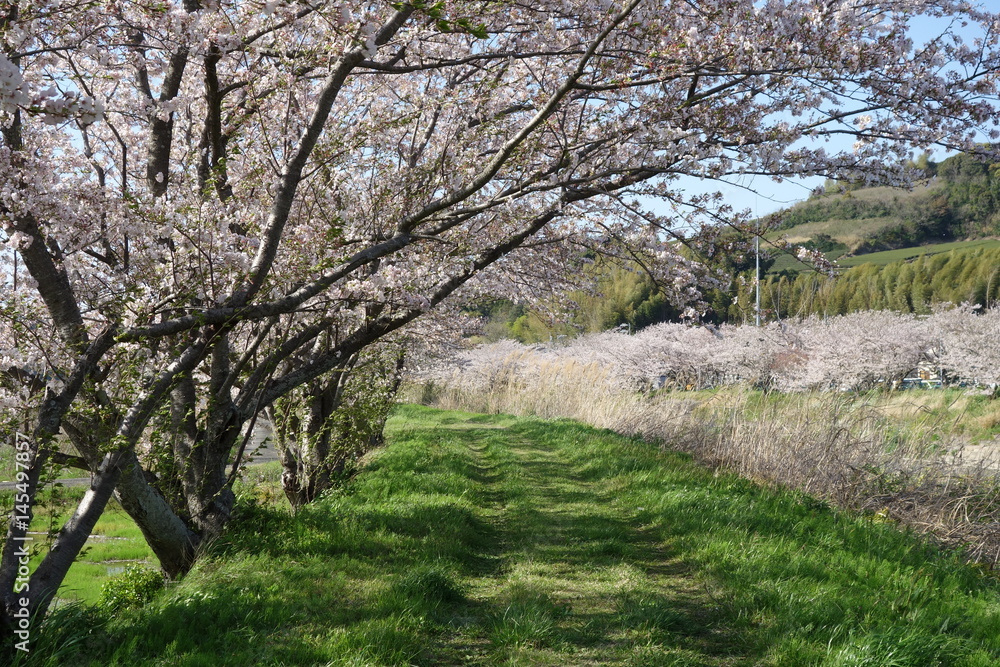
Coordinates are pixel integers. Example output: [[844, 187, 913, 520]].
[[475, 151, 1000, 335], [771, 150, 1000, 253], [467, 264, 683, 342], [472, 241, 1000, 337], [716, 151, 1000, 322]]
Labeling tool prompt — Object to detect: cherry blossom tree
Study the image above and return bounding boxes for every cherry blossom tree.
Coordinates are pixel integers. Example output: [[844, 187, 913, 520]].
[[269, 338, 406, 506], [778, 311, 934, 391], [931, 305, 1000, 388], [418, 307, 1000, 396], [2, 0, 1000, 648], [711, 322, 796, 388]]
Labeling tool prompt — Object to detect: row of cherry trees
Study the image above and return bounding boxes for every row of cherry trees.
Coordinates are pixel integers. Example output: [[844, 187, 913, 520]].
[[422, 307, 1000, 394], [2, 0, 1000, 651]]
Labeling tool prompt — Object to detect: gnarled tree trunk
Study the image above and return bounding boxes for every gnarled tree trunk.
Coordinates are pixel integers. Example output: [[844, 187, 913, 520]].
[[274, 347, 405, 507]]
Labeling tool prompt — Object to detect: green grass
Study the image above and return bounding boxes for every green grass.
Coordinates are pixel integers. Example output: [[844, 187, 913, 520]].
[[0, 446, 97, 484], [767, 247, 847, 275], [1, 463, 287, 609], [766, 237, 1000, 275], [19, 405, 1000, 665], [0, 484, 159, 605], [58, 508, 158, 604], [835, 238, 1000, 268]]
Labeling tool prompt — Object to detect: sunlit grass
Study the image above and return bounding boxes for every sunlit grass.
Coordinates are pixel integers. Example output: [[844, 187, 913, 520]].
[[27, 489, 158, 604], [0, 462, 290, 612], [0, 448, 95, 485], [19, 405, 1000, 666], [0, 485, 155, 609], [837, 238, 1000, 268]]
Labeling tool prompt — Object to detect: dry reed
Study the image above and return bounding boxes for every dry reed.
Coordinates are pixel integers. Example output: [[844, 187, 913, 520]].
[[410, 359, 1000, 567]]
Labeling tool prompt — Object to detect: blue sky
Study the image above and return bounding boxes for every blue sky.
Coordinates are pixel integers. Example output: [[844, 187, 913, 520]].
[[673, 8, 996, 220]]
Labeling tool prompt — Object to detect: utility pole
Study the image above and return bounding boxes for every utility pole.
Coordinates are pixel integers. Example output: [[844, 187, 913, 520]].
[[755, 221, 761, 327]]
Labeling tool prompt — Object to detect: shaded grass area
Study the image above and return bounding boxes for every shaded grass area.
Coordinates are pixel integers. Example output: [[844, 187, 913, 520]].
[[25, 405, 1000, 666]]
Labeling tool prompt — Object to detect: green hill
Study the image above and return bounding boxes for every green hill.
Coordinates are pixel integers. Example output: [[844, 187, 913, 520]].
[[465, 151, 1000, 330], [728, 243, 1000, 321], [763, 150, 1000, 272], [835, 237, 1000, 268], [768, 183, 943, 250], [707, 151, 1000, 322]]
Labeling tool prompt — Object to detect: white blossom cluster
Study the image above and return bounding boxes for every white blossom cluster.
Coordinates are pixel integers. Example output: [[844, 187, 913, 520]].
[[420, 307, 1000, 394], [0, 53, 29, 115], [0, 54, 104, 126]]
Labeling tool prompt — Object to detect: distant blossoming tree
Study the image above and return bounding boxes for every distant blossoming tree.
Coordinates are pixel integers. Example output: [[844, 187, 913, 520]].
[[419, 308, 999, 394], [931, 305, 1000, 387]]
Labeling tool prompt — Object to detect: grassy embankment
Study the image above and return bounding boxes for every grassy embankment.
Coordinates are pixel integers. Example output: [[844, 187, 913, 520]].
[[17, 404, 1000, 666], [689, 386, 1000, 447], [423, 366, 1000, 564]]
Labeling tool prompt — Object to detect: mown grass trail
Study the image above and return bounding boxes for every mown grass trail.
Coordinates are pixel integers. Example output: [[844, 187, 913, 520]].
[[436, 416, 738, 666], [31, 406, 1000, 666]]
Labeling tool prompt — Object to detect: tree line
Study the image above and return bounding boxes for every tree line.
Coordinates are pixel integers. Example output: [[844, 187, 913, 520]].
[[726, 246, 1000, 323], [423, 306, 1000, 395]]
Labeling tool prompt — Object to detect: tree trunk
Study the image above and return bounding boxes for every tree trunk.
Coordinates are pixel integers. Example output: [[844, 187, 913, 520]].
[[277, 348, 405, 507], [278, 379, 343, 507], [113, 455, 201, 578]]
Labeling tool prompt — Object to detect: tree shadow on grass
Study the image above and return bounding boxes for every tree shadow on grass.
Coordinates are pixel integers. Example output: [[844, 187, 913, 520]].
[[460, 439, 748, 666], [80, 425, 512, 665], [65, 410, 948, 666]]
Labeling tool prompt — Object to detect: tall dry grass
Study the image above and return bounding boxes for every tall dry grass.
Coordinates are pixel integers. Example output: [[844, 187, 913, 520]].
[[410, 363, 1000, 567], [417, 353, 692, 437]]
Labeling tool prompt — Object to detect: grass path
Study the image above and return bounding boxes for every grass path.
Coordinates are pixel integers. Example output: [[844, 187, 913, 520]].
[[33, 405, 1000, 666], [436, 426, 738, 665]]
